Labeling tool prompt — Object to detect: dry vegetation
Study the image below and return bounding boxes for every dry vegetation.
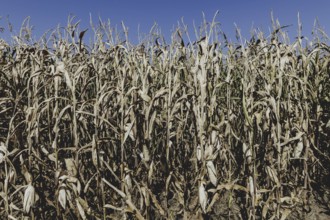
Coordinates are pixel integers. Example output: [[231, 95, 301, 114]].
[[0, 14, 330, 219]]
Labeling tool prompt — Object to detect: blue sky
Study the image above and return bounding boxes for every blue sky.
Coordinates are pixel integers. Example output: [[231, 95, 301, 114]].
[[1, 1, 329, 44]]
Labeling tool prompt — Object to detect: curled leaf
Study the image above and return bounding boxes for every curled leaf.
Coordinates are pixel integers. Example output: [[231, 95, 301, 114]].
[[23, 184, 35, 214], [206, 160, 218, 186], [199, 181, 208, 213]]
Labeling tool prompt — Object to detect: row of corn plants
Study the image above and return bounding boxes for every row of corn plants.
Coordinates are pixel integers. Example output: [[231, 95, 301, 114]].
[[0, 15, 329, 219]]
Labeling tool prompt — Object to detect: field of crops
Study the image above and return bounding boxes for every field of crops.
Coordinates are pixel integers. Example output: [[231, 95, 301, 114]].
[[0, 15, 330, 219]]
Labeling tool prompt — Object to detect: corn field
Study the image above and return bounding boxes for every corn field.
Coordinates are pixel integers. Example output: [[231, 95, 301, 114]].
[[0, 15, 330, 219]]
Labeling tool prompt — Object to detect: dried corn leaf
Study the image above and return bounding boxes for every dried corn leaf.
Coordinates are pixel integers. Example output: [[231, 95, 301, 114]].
[[58, 186, 66, 209], [23, 184, 35, 214], [199, 182, 208, 213], [206, 160, 218, 186], [76, 198, 87, 220]]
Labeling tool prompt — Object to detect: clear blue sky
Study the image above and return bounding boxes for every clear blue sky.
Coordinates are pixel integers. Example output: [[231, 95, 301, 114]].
[[1, 1, 329, 44]]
